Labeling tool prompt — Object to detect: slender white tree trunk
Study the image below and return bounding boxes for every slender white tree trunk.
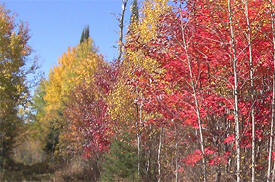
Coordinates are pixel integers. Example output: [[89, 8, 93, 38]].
[[178, 3, 207, 181], [138, 92, 143, 177], [228, 1, 241, 181], [158, 127, 163, 182], [135, 87, 141, 177], [180, 10, 207, 182], [137, 120, 140, 177], [135, 93, 141, 177], [243, 0, 255, 181], [267, 1, 275, 181]]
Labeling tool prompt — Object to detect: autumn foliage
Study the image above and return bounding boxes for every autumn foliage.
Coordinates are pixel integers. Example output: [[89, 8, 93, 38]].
[[21, 0, 275, 181]]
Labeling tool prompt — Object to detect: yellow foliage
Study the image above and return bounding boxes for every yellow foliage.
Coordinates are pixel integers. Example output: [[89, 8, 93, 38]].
[[43, 38, 103, 137], [125, 0, 170, 73], [0, 5, 30, 114], [107, 0, 171, 138]]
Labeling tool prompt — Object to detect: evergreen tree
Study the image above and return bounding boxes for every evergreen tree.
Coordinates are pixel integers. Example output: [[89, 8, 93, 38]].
[[101, 139, 138, 181], [130, 0, 138, 23], [43, 125, 59, 156], [80, 25, 90, 43]]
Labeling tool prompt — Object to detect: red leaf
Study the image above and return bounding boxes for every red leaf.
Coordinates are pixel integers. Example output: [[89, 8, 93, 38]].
[[205, 147, 215, 155], [184, 118, 194, 125], [224, 135, 235, 144], [227, 114, 234, 120], [178, 166, 184, 173], [184, 149, 203, 166], [272, 152, 275, 161]]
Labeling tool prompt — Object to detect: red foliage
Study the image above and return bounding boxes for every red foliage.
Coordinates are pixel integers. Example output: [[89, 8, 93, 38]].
[[184, 149, 203, 166], [224, 135, 235, 145], [64, 63, 115, 158], [127, 0, 273, 169]]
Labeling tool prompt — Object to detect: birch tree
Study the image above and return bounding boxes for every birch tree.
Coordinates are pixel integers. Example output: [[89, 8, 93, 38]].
[[267, 1, 275, 181], [227, 0, 241, 181], [243, 0, 255, 181], [180, 2, 207, 181]]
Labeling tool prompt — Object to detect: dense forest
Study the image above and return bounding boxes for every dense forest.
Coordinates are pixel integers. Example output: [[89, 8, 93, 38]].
[[0, 0, 275, 181]]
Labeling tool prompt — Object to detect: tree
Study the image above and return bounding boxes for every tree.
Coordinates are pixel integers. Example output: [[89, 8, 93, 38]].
[[0, 5, 31, 164], [43, 38, 103, 158], [101, 139, 138, 181], [126, 0, 272, 180], [30, 79, 48, 141], [112, 0, 172, 180], [267, 0, 275, 181], [130, 0, 139, 24], [63, 62, 113, 158], [80, 25, 90, 43]]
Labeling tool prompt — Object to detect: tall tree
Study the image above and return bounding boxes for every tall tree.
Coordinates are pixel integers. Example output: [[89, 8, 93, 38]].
[[126, 0, 271, 180], [130, 0, 139, 23], [43, 38, 102, 158], [0, 5, 31, 163], [267, 0, 275, 181], [243, 0, 255, 180], [80, 25, 90, 43], [227, 0, 241, 181]]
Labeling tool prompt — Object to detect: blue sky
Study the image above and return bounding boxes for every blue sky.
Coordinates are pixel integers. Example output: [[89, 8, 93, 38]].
[[3, 0, 132, 76]]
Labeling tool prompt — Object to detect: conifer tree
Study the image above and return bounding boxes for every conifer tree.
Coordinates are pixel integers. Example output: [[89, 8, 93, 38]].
[[80, 25, 90, 43], [130, 0, 138, 23], [101, 139, 138, 181]]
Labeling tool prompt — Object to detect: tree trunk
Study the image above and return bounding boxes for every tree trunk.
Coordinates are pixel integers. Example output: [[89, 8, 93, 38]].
[[135, 95, 141, 178], [117, 0, 128, 62], [138, 92, 143, 177], [146, 124, 152, 174], [243, 0, 255, 181], [137, 114, 140, 177], [267, 1, 275, 181], [228, 0, 241, 181], [180, 6, 207, 181], [158, 127, 163, 182], [175, 124, 178, 182]]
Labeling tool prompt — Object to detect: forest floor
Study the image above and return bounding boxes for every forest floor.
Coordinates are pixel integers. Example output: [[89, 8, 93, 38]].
[[0, 159, 99, 182], [1, 160, 54, 182]]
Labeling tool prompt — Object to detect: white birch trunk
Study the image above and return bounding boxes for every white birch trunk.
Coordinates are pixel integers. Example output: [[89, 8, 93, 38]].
[[137, 122, 140, 177], [180, 11, 207, 182], [243, 0, 255, 181], [267, 1, 275, 181], [228, 0, 241, 181], [135, 87, 141, 177], [158, 127, 163, 182], [138, 92, 143, 177]]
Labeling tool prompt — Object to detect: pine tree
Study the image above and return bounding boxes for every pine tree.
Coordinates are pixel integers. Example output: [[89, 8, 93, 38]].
[[101, 139, 138, 181], [80, 25, 90, 43], [130, 0, 138, 23]]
